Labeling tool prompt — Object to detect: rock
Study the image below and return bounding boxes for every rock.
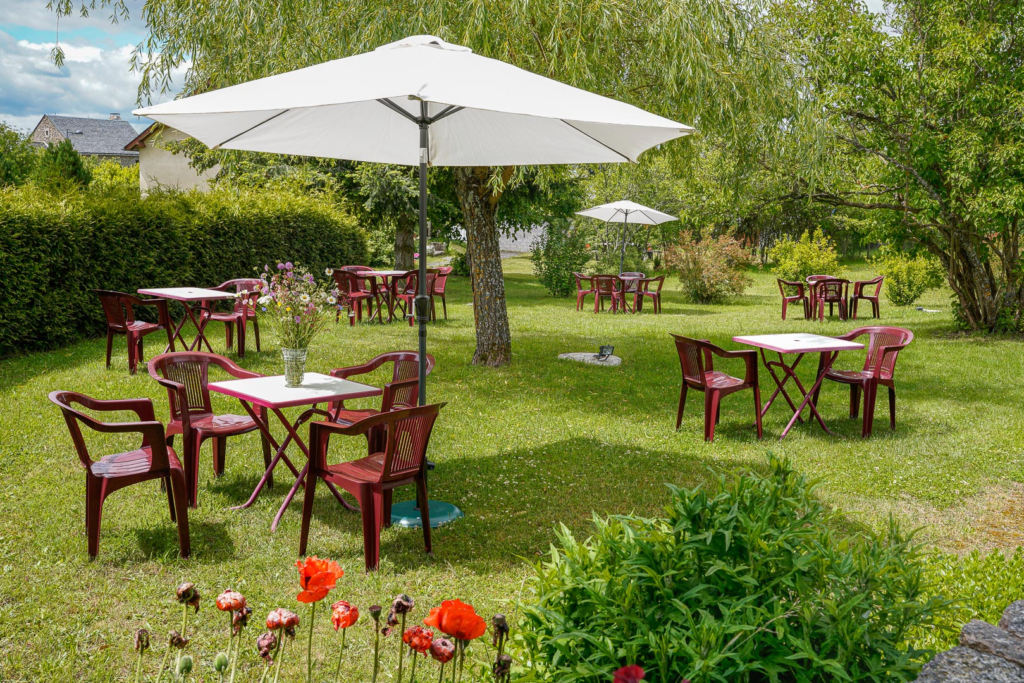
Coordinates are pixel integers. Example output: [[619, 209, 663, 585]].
[[916, 646, 1024, 682], [1001, 601, 1024, 639], [961, 620, 1024, 668], [557, 352, 622, 367]]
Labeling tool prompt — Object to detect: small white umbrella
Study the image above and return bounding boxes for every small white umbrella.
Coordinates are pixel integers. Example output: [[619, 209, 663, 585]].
[[576, 200, 678, 274], [135, 35, 694, 402]]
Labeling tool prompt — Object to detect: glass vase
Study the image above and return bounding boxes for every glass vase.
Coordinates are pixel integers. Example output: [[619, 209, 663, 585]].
[[281, 347, 308, 388]]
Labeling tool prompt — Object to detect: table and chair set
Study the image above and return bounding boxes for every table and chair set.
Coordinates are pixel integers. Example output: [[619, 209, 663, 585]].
[[575, 272, 665, 313], [332, 265, 452, 325], [777, 275, 884, 321]]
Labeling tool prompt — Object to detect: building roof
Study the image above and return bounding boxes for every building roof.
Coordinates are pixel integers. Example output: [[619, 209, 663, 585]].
[[124, 122, 159, 151], [42, 115, 140, 157]]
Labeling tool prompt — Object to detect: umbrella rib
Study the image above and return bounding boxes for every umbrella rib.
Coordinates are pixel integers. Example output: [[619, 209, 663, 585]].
[[377, 98, 419, 123], [212, 109, 291, 149], [429, 105, 464, 124], [559, 120, 631, 163]]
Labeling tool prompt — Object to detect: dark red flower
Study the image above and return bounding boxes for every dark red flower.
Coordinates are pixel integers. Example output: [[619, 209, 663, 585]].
[[429, 637, 455, 664], [216, 589, 246, 612], [403, 625, 434, 654], [266, 608, 300, 637], [256, 632, 277, 663], [330, 601, 359, 630], [613, 665, 645, 683]]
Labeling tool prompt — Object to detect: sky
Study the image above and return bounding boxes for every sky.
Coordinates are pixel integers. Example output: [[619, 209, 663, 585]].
[[0, 0, 888, 136]]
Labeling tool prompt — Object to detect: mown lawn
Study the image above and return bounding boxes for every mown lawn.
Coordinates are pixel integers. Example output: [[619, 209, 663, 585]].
[[1, 256, 1023, 681]]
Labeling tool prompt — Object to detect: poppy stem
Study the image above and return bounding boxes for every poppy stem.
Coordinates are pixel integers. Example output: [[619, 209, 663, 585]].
[[133, 650, 144, 683], [438, 661, 444, 683], [272, 634, 287, 683], [175, 604, 188, 676], [410, 649, 418, 683], [397, 613, 407, 683], [371, 624, 381, 683], [307, 602, 317, 683], [155, 645, 171, 683], [228, 625, 242, 683], [333, 627, 347, 683]]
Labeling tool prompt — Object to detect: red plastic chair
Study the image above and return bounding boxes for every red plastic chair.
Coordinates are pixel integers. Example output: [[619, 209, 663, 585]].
[[592, 275, 623, 313], [574, 273, 596, 311], [346, 272, 387, 323], [814, 326, 913, 437], [636, 276, 665, 313], [777, 279, 810, 320], [204, 279, 261, 358], [300, 403, 445, 571], [812, 278, 850, 321], [392, 271, 437, 325], [805, 275, 832, 316], [851, 276, 884, 319], [95, 290, 175, 374], [148, 352, 270, 508], [670, 334, 762, 442], [328, 351, 435, 434], [49, 391, 190, 558], [432, 266, 453, 319], [331, 268, 356, 326]]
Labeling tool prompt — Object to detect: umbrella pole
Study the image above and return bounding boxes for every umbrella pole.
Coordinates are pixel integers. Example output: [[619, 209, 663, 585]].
[[416, 106, 430, 406], [619, 211, 629, 274]]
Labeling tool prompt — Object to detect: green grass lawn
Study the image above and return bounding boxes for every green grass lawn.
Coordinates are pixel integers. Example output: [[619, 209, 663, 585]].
[[2, 257, 1023, 681]]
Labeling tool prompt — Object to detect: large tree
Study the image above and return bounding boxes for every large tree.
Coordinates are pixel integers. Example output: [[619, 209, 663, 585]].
[[52, 0, 792, 363], [770, 0, 1024, 331]]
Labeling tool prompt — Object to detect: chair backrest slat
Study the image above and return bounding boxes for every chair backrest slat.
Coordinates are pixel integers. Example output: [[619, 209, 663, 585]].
[[859, 326, 913, 378], [671, 334, 712, 388], [95, 290, 131, 329], [380, 404, 443, 482]]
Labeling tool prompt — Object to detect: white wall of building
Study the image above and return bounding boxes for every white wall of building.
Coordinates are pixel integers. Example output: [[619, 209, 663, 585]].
[[138, 127, 219, 194]]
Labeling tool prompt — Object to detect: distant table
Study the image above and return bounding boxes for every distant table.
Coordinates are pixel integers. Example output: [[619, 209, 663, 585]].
[[138, 287, 236, 353], [733, 333, 864, 439], [209, 372, 381, 530], [366, 270, 412, 322]]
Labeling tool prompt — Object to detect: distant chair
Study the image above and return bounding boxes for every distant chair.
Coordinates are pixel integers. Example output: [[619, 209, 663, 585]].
[[812, 278, 850, 321], [392, 270, 436, 324], [95, 290, 175, 374], [670, 334, 762, 442], [636, 276, 665, 313], [331, 268, 356, 326], [813, 326, 912, 437], [204, 278, 262, 358], [851, 276, 884, 319], [592, 275, 623, 313], [346, 271, 386, 323], [574, 273, 595, 311], [49, 390, 190, 558], [432, 266, 453, 319], [777, 279, 810, 320], [805, 274, 832, 315]]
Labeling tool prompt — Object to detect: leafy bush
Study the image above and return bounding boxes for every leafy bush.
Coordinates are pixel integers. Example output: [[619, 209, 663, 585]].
[[531, 221, 590, 297], [590, 244, 645, 275], [0, 123, 37, 186], [0, 184, 366, 355], [518, 457, 947, 683], [877, 249, 944, 306], [450, 250, 470, 276], [34, 138, 92, 190], [769, 228, 844, 282], [665, 230, 752, 304]]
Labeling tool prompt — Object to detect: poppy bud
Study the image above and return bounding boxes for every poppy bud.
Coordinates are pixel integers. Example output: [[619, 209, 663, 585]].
[[177, 655, 193, 676], [176, 583, 201, 613], [491, 614, 509, 646], [133, 628, 150, 652], [493, 653, 513, 680], [266, 608, 300, 633], [392, 594, 415, 615], [233, 606, 253, 635], [369, 605, 382, 622], [216, 589, 246, 612], [214, 652, 229, 673], [429, 637, 455, 664], [168, 630, 189, 649], [257, 632, 278, 663]]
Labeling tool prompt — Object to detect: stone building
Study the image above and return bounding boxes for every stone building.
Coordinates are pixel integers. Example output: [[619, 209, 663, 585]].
[[29, 113, 140, 166], [124, 124, 219, 195]]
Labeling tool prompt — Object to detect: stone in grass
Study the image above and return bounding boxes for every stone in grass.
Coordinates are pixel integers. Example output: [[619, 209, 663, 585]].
[[1001, 601, 1024, 639], [960, 619, 1024, 668], [558, 352, 622, 367], [916, 646, 1024, 682]]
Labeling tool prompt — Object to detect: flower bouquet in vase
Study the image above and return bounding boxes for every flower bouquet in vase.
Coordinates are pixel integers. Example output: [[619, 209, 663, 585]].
[[256, 262, 340, 387]]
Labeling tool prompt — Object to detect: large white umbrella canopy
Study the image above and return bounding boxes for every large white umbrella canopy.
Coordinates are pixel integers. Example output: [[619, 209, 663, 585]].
[[134, 34, 694, 403], [576, 200, 678, 273]]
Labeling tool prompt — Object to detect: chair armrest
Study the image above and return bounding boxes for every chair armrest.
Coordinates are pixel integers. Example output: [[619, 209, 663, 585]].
[[214, 356, 263, 380], [708, 347, 759, 384], [872, 344, 909, 375]]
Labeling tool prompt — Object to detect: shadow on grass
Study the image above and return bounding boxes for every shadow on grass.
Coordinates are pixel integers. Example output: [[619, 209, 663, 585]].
[[132, 520, 237, 563]]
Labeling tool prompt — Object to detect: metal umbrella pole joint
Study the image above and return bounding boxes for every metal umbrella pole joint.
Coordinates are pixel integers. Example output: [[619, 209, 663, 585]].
[[415, 101, 430, 407]]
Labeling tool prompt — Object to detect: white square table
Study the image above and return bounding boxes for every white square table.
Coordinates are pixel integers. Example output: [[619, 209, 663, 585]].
[[732, 333, 864, 439], [138, 287, 237, 353], [367, 270, 414, 322], [208, 372, 381, 530]]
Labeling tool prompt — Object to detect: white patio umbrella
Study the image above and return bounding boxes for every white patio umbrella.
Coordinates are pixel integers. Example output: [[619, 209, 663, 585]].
[[576, 200, 678, 274], [135, 34, 694, 404]]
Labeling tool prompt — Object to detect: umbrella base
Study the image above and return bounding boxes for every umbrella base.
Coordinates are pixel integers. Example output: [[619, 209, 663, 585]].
[[390, 500, 464, 528]]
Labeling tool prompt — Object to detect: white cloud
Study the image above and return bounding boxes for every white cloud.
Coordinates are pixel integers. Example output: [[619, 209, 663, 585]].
[[0, 0, 145, 37]]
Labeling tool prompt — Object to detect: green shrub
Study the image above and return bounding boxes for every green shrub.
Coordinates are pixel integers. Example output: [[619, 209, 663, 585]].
[[877, 249, 944, 306], [34, 139, 92, 190], [769, 228, 844, 282], [0, 123, 37, 186], [0, 184, 367, 355], [590, 245, 645, 275], [518, 457, 947, 683], [666, 230, 752, 304], [531, 220, 590, 297], [450, 250, 470, 276]]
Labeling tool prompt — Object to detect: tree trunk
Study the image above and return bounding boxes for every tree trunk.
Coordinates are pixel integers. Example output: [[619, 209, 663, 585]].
[[394, 215, 416, 271], [453, 166, 512, 367]]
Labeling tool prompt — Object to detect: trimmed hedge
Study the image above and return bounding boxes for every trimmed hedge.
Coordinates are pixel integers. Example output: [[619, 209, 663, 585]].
[[0, 185, 367, 355]]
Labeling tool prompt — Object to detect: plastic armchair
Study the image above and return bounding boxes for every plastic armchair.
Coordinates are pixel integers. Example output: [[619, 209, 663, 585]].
[[814, 326, 913, 437], [346, 272, 387, 323], [148, 352, 271, 507], [204, 279, 262, 358], [592, 275, 623, 313], [636, 276, 665, 313], [95, 290, 175, 374], [851, 276, 884, 319], [49, 391, 190, 558], [574, 273, 595, 311], [812, 278, 850, 321], [300, 403, 446, 571], [393, 270, 436, 325], [432, 266, 453, 319], [777, 279, 810, 320], [670, 334, 762, 442], [331, 268, 356, 326]]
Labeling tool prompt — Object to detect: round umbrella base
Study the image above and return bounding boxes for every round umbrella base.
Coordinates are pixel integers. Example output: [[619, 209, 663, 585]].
[[390, 500, 464, 528]]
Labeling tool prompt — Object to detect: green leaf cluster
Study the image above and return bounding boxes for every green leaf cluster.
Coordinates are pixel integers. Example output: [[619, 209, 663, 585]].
[[34, 138, 91, 190], [666, 231, 752, 304], [518, 457, 946, 683], [0, 123, 37, 186], [530, 220, 591, 298], [768, 229, 844, 283], [876, 250, 944, 307]]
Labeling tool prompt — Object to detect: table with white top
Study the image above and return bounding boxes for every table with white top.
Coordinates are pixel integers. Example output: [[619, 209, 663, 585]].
[[138, 287, 237, 353], [209, 372, 381, 530], [366, 270, 415, 322], [732, 333, 864, 439]]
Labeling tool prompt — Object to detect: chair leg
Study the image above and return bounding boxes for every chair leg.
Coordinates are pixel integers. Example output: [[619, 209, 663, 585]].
[[298, 464, 318, 557], [782, 299, 788, 320], [165, 474, 176, 522], [873, 300, 880, 318], [105, 330, 114, 369], [186, 437, 202, 508], [381, 490, 393, 529], [224, 321, 233, 350], [137, 335, 145, 364], [237, 319, 247, 358], [361, 485, 384, 572], [704, 392, 721, 442], [126, 332, 138, 374], [417, 476, 432, 555], [862, 382, 877, 438], [169, 470, 191, 558], [850, 385, 861, 418], [86, 476, 103, 558], [212, 437, 226, 477], [676, 385, 688, 429], [851, 298, 858, 319], [753, 386, 763, 439], [888, 386, 896, 430]]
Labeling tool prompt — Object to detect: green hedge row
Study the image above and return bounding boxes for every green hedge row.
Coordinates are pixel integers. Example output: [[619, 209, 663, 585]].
[[0, 186, 368, 355]]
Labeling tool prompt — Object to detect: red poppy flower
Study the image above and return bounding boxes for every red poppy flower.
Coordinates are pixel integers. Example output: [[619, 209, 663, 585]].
[[422, 600, 487, 641], [613, 665, 645, 683], [330, 601, 359, 630], [266, 608, 300, 631], [403, 625, 434, 653], [295, 556, 344, 603], [429, 637, 455, 663], [215, 589, 246, 612]]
